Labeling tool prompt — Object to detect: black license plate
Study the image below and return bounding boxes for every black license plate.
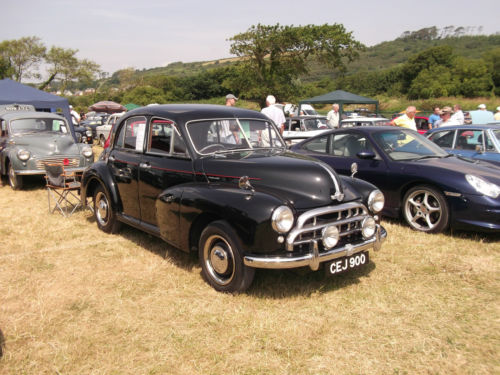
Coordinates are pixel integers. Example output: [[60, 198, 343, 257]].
[[326, 251, 369, 276]]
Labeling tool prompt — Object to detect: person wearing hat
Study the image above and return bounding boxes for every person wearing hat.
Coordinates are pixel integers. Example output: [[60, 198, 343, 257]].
[[225, 94, 238, 107], [494, 106, 500, 121], [469, 104, 494, 124], [261, 95, 286, 134], [434, 106, 458, 127]]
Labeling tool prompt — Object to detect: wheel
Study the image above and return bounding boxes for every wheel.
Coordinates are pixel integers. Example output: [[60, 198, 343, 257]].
[[99, 135, 106, 147], [403, 185, 449, 233], [93, 185, 121, 233], [199, 220, 255, 293], [8, 162, 22, 190]]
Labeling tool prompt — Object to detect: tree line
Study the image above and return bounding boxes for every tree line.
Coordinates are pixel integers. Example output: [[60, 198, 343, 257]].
[[1, 25, 498, 111]]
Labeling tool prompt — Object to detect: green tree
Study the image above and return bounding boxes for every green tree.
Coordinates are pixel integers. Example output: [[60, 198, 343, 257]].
[[228, 23, 364, 106], [0, 56, 13, 79], [0, 36, 46, 82], [483, 47, 500, 95], [38, 46, 101, 91], [122, 86, 165, 105]]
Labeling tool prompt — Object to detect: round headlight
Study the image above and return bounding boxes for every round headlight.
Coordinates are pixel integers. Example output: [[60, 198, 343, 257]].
[[86, 130, 93, 137], [322, 225, 339, 249], [361, 217, 377, 239], [368, 190, 384, 213], [17, 149, 31, 161], [271, 206, 294, 233], [82, 147, 93, 158]]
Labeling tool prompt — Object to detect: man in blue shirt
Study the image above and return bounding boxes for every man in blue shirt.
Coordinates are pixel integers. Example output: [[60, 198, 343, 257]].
[[469, 104, 494, 124], [428, 106, 440, 129]]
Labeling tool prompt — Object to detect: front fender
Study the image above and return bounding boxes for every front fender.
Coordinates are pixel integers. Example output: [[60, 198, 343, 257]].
[[156, 182, 288, 254], [81, 161, 122, 213]]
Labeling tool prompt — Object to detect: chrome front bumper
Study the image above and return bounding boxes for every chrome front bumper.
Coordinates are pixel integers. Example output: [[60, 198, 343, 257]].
[[16, 167, 87, 175], [244, 225, 386, 271]]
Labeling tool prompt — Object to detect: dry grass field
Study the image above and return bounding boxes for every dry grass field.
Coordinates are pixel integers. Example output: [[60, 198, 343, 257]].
[[0, 172, 499, 374]]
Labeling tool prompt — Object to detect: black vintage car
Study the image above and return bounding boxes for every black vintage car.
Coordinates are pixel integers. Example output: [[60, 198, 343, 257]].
[[81, 104, 386, 292]]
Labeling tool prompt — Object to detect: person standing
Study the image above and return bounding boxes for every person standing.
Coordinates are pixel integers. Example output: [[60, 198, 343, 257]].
[[450, 104, 464, 125], [69, 105, 80, 125], [470, 104, 494, 124], [494, 106, 500, 121], [428, 106, 441, 129], [434, 106, 458, 127], [225, 94, 238, 106], [390, 106, 417, 131], [327, 103, 340, 128], [261, 95, 286, 133]]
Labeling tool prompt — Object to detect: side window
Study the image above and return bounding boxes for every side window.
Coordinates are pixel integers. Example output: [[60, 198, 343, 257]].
[[115, 116, 147, 151], [456, 130, 481, 151], [330, 133, 373, 157], [147, 119, 189, 157], [428, 130, 454, 148], [303, 135, 328, 153]]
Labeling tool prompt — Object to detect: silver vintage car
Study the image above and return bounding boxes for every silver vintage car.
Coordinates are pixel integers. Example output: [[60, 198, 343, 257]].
[[0, 104, 94, 189]]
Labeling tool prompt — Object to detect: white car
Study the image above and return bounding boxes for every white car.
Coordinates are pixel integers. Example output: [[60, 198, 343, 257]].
[[96, 112, 125, 146], [282, 116, 334, 145], [340, 116, 390, 128]]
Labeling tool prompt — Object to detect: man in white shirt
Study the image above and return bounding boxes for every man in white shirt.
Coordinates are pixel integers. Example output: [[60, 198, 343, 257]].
[[69, 105, 80, 125], [261, 95, 285, 133], [327, 103, 340, 128], [450, 104, 464, 125]]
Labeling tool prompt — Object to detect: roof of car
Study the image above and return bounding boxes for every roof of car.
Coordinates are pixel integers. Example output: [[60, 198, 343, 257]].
[[123, 104, 269, 124], [0, 110, 67, 121], [341, 117, 389, 122], [426, 124, 500, 132]]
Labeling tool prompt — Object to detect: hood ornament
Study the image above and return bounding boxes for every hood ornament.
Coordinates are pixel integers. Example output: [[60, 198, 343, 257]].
[[350, 162, 358, 178], [239, 176, 255, 198]]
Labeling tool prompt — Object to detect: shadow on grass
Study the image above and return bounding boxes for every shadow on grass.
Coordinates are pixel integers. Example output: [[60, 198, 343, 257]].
[[0, 174, 46, 191], [383, 217, 500, 243], [86, 218, 377, 297], [247, 262, 376, 299]]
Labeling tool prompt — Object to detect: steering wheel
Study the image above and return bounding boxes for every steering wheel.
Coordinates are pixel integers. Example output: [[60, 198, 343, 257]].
[[200, 144, 227, 153]]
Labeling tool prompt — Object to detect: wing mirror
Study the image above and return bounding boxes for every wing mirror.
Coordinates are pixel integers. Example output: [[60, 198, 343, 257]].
[[357, 151, 376, 160], [475, 144, 484, 154]]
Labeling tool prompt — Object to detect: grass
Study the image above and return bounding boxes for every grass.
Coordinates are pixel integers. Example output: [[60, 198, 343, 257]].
[[0, 173, 499, 374]]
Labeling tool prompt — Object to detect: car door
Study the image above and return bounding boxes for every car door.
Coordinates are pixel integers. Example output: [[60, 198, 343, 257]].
[[108, 116, 147, 219], [139, 118, 193, 245], [298, 131, 389, 191]]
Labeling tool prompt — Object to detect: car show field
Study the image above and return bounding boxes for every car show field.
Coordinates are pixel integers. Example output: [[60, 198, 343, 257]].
[[0, 169, 498, 374]]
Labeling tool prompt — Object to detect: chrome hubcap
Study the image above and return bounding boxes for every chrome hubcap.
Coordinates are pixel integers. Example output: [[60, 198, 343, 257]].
[[203, 235, 235, 286], [405, 190, 441, 231], [95, 192, 109, 226]]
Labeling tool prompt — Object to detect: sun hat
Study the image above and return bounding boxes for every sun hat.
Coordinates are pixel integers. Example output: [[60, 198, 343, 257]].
[[478, 104, 486, 109], [226, 94, 238, 101]]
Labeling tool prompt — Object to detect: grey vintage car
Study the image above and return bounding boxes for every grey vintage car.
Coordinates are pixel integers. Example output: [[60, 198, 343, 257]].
[[0, 104, 94, 189]]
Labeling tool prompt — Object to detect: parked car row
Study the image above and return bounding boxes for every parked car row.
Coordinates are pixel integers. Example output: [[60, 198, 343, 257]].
[[3, 102, 499, 293]]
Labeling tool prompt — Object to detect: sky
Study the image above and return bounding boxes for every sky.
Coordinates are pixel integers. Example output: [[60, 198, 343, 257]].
[[3, 0, 499, 76]]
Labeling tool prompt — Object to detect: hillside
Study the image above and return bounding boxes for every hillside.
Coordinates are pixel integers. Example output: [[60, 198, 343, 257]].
[[125, 33, 499, 83]]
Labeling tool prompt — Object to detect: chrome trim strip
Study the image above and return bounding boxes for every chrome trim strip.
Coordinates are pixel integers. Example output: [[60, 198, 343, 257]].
[[244, 225, 387, 270], [15, 167, 86, 175]]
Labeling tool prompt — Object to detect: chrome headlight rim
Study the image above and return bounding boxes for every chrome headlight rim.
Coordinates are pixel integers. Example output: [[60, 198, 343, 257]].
[[368, 189, 384, 213], [271, 205, 294, 234], [361, 217, 377, 239], [466, 174, 500, 199], [82, 147, 93, 158], [17, 149, 31, 161], [322, 225, 339, 249]]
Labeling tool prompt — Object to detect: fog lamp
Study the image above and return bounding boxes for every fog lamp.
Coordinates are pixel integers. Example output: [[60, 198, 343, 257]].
[[361, 217, 377, 239], [322, 225, 339, 249]]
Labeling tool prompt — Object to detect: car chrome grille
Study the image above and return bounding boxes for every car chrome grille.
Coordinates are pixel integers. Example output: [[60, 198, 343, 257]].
[[35, 157, 80, 169], [286, 202, 369, 252]]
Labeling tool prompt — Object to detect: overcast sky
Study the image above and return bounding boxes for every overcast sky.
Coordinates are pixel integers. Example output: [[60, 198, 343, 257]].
[[3, 0, 499, 75]]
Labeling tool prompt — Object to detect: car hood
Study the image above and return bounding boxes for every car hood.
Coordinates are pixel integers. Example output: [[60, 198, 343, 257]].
[[11, 132, 81, 155], [199, 150, 356, 209]]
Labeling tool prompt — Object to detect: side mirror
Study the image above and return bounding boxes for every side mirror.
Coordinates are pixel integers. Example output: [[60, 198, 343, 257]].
[[350, 162, 358, 178], [357, 151, 376, 160], [475, 144, 484, 154]]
